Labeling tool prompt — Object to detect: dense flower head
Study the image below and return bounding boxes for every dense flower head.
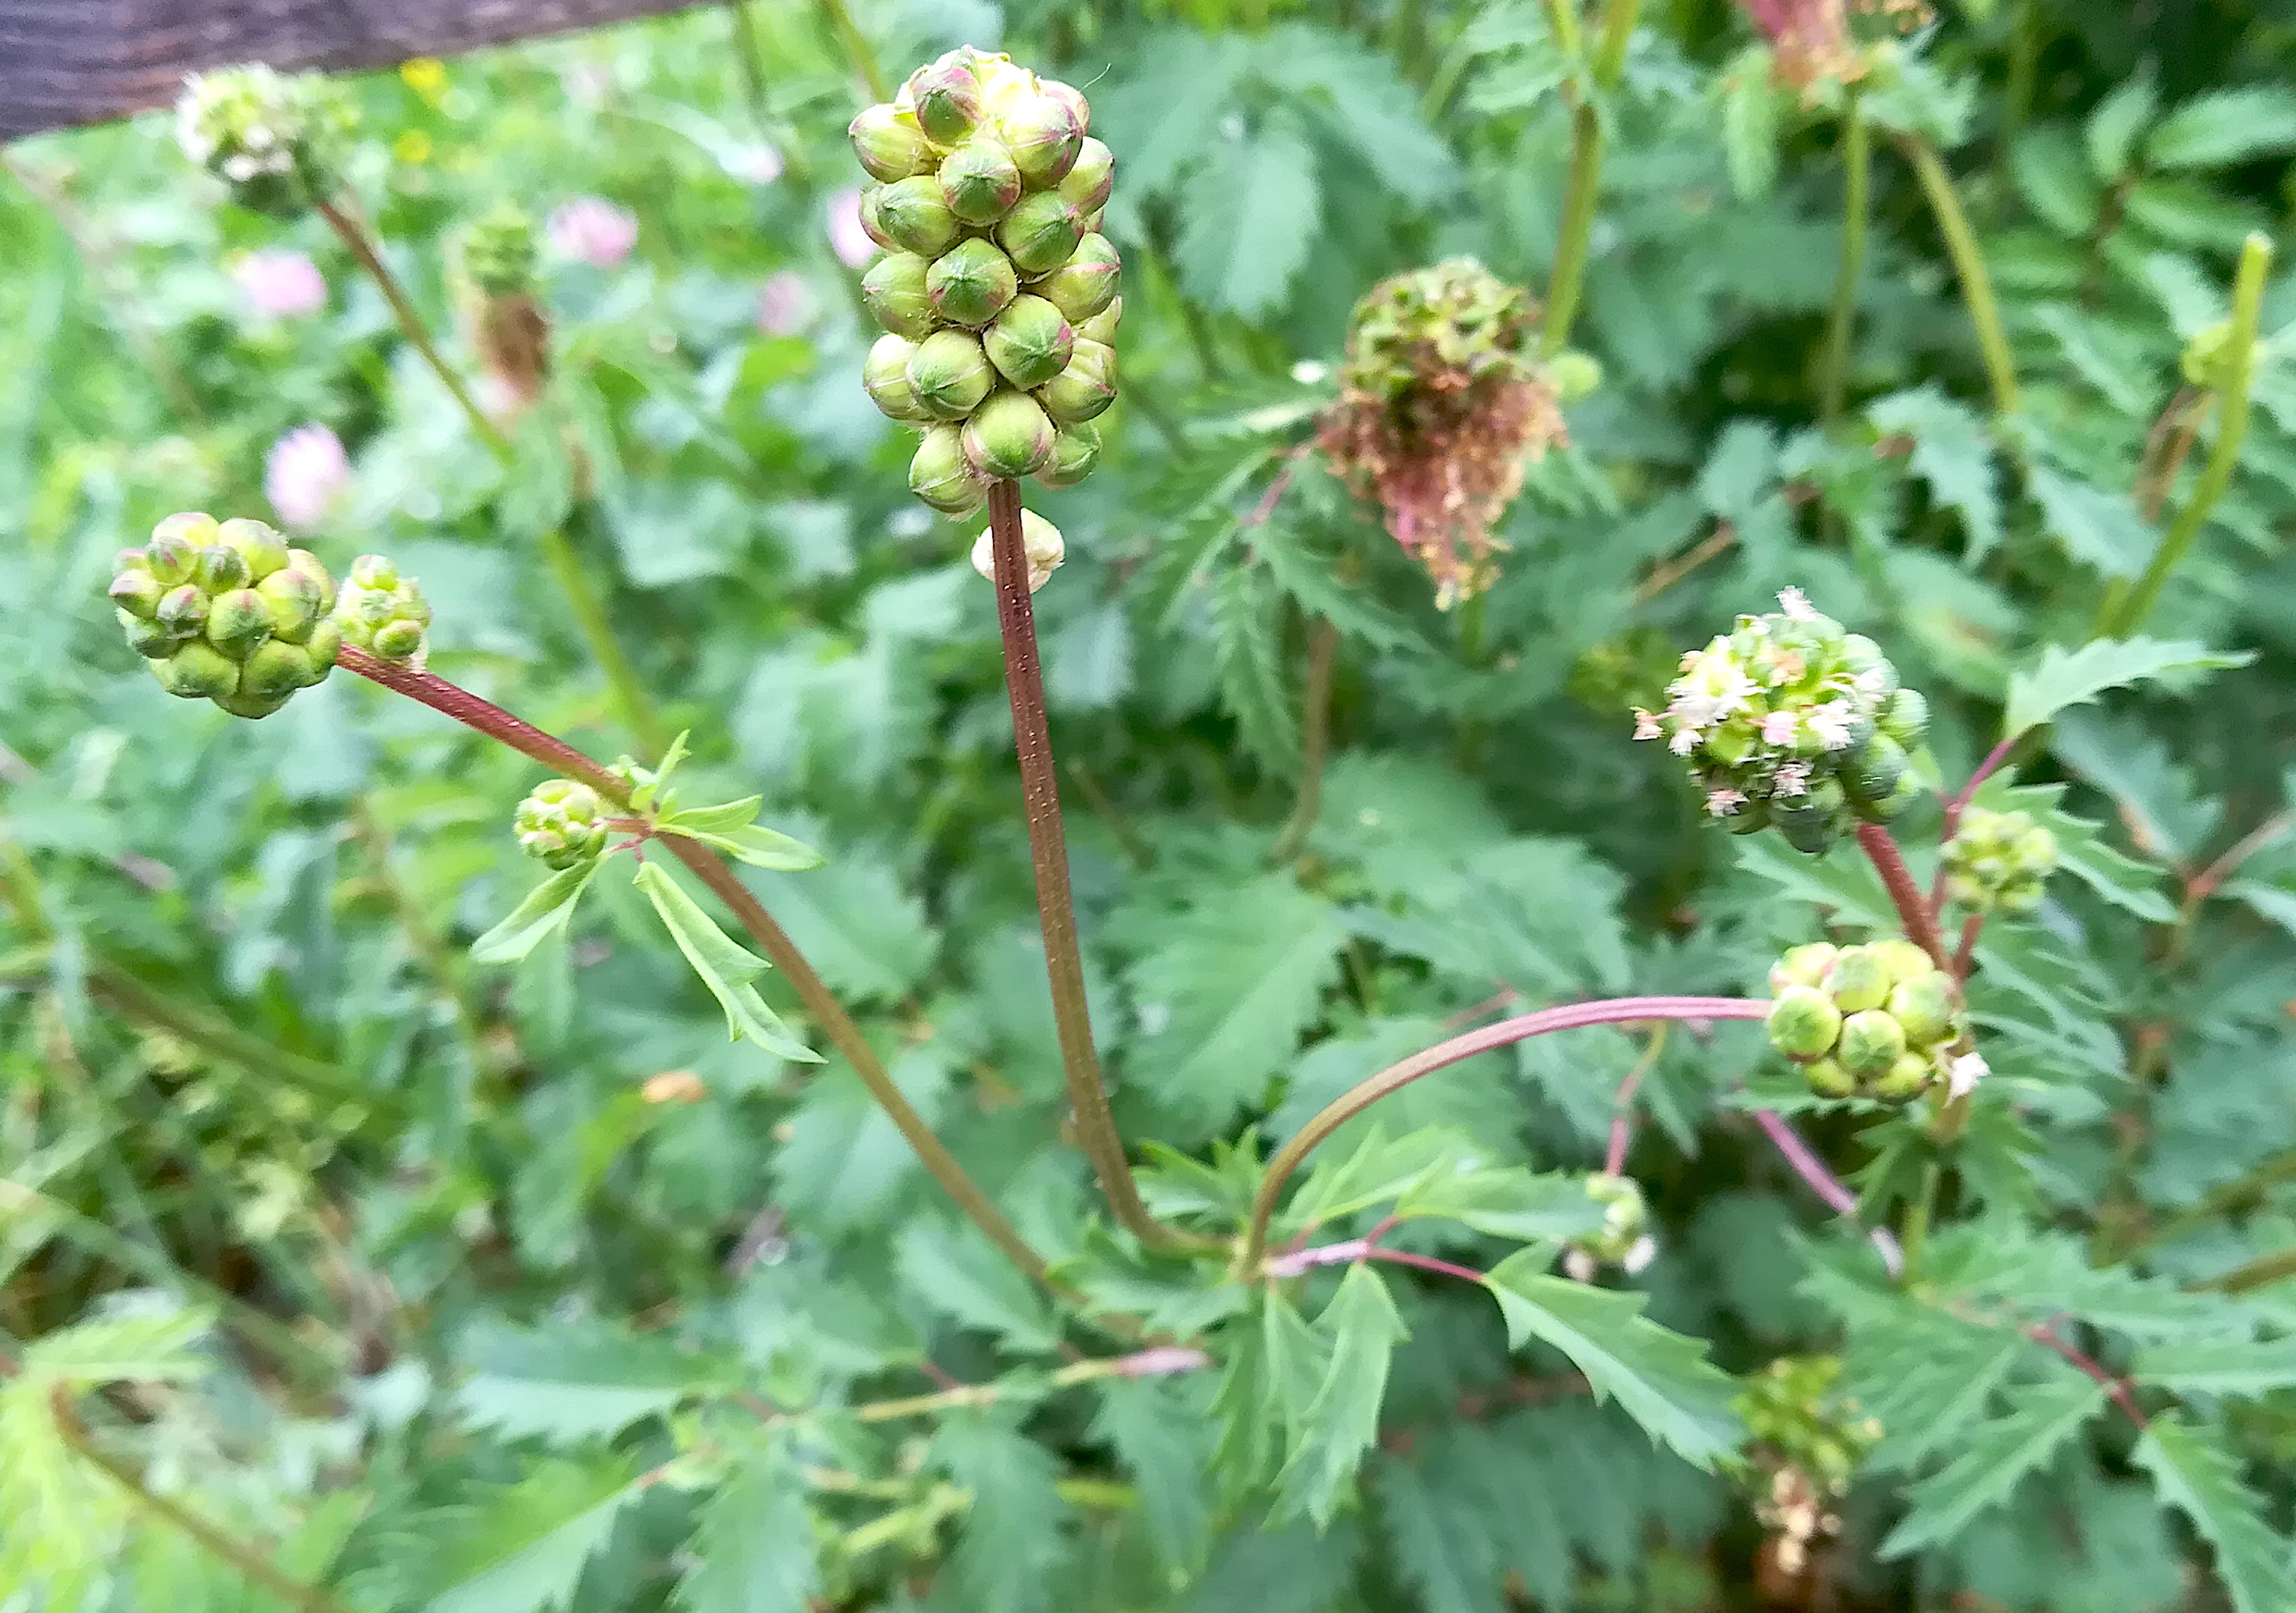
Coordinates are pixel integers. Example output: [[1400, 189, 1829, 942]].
[[1316, 258, 1567, 608], [1737, 0, 1933, 95], [265, 424, 350, 534], [514, 779, 608, 870], [547, 197, 638, 269], [176, 65, 353, 215], [333, 555, 431, 666], [1734, 1357, 1881, 1575], [462, 202, 539, 296], [1942, 807, 2058, 915], [1633, 591, 1928, 853], [233, 250, 327, 319], [1562, 1173, 1656, 1281], [1766, 939, 1969, 1103], [847, 46, 1117, 516], [108, 511, 340, 719]]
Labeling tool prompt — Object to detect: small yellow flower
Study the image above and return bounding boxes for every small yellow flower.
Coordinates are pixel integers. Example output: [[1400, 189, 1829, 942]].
[[399, 57, 448, 103], [394, 130, 434, 165]]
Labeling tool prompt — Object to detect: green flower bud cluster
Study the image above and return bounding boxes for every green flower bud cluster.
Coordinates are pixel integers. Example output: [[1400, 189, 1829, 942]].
[[2179, 319, 2249, 391], [1563, 1173, 1656, 1279], [109, 513, 340, 719], [175, 66, 353, 217], [462, 202, 539, 296], [515, 779, 610, 869], [333, 556, 432, 665], [1733, 1355, 1880, 1506], [1766, 940, 1964, 1103], [1941, 807, 2058, 915], [1634, 590, 1929, 855], [969, 508, 1065, 593], [849, 47, 1121, 515]]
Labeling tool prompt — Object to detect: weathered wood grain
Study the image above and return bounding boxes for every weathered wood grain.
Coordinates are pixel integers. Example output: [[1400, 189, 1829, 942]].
[[0, 0, 709, 141]]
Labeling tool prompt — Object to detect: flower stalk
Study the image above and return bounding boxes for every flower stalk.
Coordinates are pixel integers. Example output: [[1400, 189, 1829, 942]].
[[1901, 137, 2020, 418], [336, 646, 1056, 1290], [1270, 615, 1340, 864], [1820, 95, 1869, 424], [1540, 0, 1642, 359], [1855, 823, 1949, 971]]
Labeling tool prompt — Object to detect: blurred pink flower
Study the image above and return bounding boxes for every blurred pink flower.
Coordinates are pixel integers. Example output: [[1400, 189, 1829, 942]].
[[547, 197, 639, 269], [234, 250, 327, 319], [723, 144, 785, 185], [757, 270, 814, 336], [827, 186, 875, 269], [265, 424, 350, 533]]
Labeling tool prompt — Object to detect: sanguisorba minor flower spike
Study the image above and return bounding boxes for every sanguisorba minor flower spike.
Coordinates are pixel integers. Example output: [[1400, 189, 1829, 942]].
[[1766, 939, 1965, 1102], [1941, 806, 2059, 915], [460, 202, 549, 411], [1633, 589, 1930, 854], [175, 65, 353, 217], [109, 513, 340, 718], [1316, 259, 1572, 609], [333, 556, 433, 666], [848, 47, 1117, 521], [514, 779, 608, 870]]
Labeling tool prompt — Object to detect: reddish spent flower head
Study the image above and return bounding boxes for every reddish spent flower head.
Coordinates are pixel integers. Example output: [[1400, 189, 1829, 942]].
[[1315, 258, 1564, 608], [1736, 0, 1933, 93]]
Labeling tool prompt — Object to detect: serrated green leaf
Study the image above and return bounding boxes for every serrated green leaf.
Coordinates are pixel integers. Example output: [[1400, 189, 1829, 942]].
[[1212, 565, 1298, 773], [1396, 1165, 1604, 1244], [2028, 464, 2153, 579], [1093, 1378, 1214, 1573], [1374, 1456, 1506, 1613], [0, 1376, 129, 1609], [472, 863, 598, 965], [457, 1319, 727, 1444], [1290, 1123, 1467, 1231], [1870, 386, 2003, 564], [1262, 24, 1456, 204], [2010, 127, 2103, 236], [2133, 1413, 2296, 1613], [2133, 1338, 2296, 1395], [1977, 778, 2176, 921], [2146, 86, 2296, 169], [2002, 639, 2254, 738], [674, 1437, 818, 1613], [1127, 875, 1343, 1137], [633, 861, 817, 1062], [21, 1307, 211, 1385], [1273, 1264, 1409, 1527], [895, 1220, 1059, 1353], [1175, 114, 1320, 319], [930, 1416, 1075, 1613], [411, 1457, 644, 1613], [1878, 1378, 2106, 1556], [1482, 1252, 1743, 1467]]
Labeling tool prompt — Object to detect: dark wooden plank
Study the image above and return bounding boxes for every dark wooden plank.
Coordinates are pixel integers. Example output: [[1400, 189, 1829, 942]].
[[0, 0, 711, 141]]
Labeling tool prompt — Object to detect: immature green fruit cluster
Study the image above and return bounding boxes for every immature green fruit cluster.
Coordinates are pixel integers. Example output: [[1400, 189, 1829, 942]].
[[1941, 807, 2058, 915], [462, 202, 539, 296], [515, 779, 609, 869], [174, 65, 353, 217], [1634, 589, 1929, 855], [1766, 940, 1963, 1102], [333, 556, 432, 665], [109, 513, 340, 718], [1562, 1173, 1656, 1280], [850, 47, 1120, 515], [1734, 1357, 1881, 1513]]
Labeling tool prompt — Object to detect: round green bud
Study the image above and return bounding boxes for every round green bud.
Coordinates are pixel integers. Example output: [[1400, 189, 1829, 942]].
[[863, 333, 934, 422], [906, 329, 996, 421], [1055, 137, 1114, 215], [860, 252, 935, 340], [1037, 233, 1121, 322], [849, 102, 932, 182], [2015, 822, 2059, 868], [1827, 946, 1891, 1015], [1768, 985, 1843, 1061], [997, 90, 1083, 187], [118, 607, 175, 658], [938, 136, 1023, 225], [334, 555, 430, 665], [1868, 939, 1933, 985], [1861, 769, 1924, 824], [1775, 776, 1847, 856], [857, 185, 898, 252], [110, 565, 165, 620], [1878, 686, 1928, 747], [218, 517, 289, 580], [1075, 294, 1121, 348], [908, 56, 985, 146], [205, 588, 272, 660], [1724, 798, 1774, 834], [1874, 1053, 1933, 1102], [153, 640, 239, 701], [1035, 421, 1102, 489], [515, 779, 609, 870], [1770, 942, 1839, 995], [1840, 634, 1897, 695], [1845, 732, 1908, 809], [196, 544, 251, 594], [910, 424, 992, 515], [256, 566, 324, 640], [1042, 79, 1090, 137], [1887, 973, 1956, 1047], [1548, 350, 1603, 402], [157, 583, 211, 637], [1836, 1009, 1907, 1081], [238, 637, 316, 704], [926, 237, 1019, 329], [874, 174, 959, 258], [984, 294, 1075, 390], [962, 389, 1056, 479], [1805, 1057, 1855, 1098], [997, 191, 1085, 278], [1037, 337, 1117, 426], [175, 66, 351, 217], [151, 511, 221, 560]]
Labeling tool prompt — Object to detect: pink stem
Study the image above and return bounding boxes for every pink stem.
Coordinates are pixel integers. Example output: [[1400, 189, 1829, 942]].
[[1366, 1247, 1491, 1286], [1753, 1108, 1904, 1276], [1856, 822, 1950, 969], [2027, 1321, 2147, 1429], [1952, 912, 1982, 982]]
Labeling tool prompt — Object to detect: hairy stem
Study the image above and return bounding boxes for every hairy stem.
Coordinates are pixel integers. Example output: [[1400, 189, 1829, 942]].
[[1540, 0, 1640, 358], [2027, 1321, 2149, 1428], [337, 647, 1057, 1290], [53, 1386, 358, 1613], [1901, 137, 2021, 418], [1820, 96, 1870, 424], [1240, 996, 1771, 1275], [986, 482, 1186, 1252], [2098, 232, 2274, 639], [1856, 822, 1949, 969], [1271, 615, 1340, 865], [315, 198, 510, 462], [818, 0, 891, 102]]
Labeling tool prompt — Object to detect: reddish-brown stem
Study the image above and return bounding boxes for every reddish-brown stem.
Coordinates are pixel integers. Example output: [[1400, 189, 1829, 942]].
[[1856, 822, 1949, 969], [1750, 1108, 1904, 1274], [337, 647, 1056, 1291], [1952, 913, 1982, 983], [1944, 735, 2018, 837], [1366, 1246, 1491, 1286], [986, 481, 1187, 1253], [1264, 1237, 1489, 1288], [1241, 996, 1772, 1274], [2025, 1321, 2148, 1430], [1603, 1024, 1669, 1177]]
